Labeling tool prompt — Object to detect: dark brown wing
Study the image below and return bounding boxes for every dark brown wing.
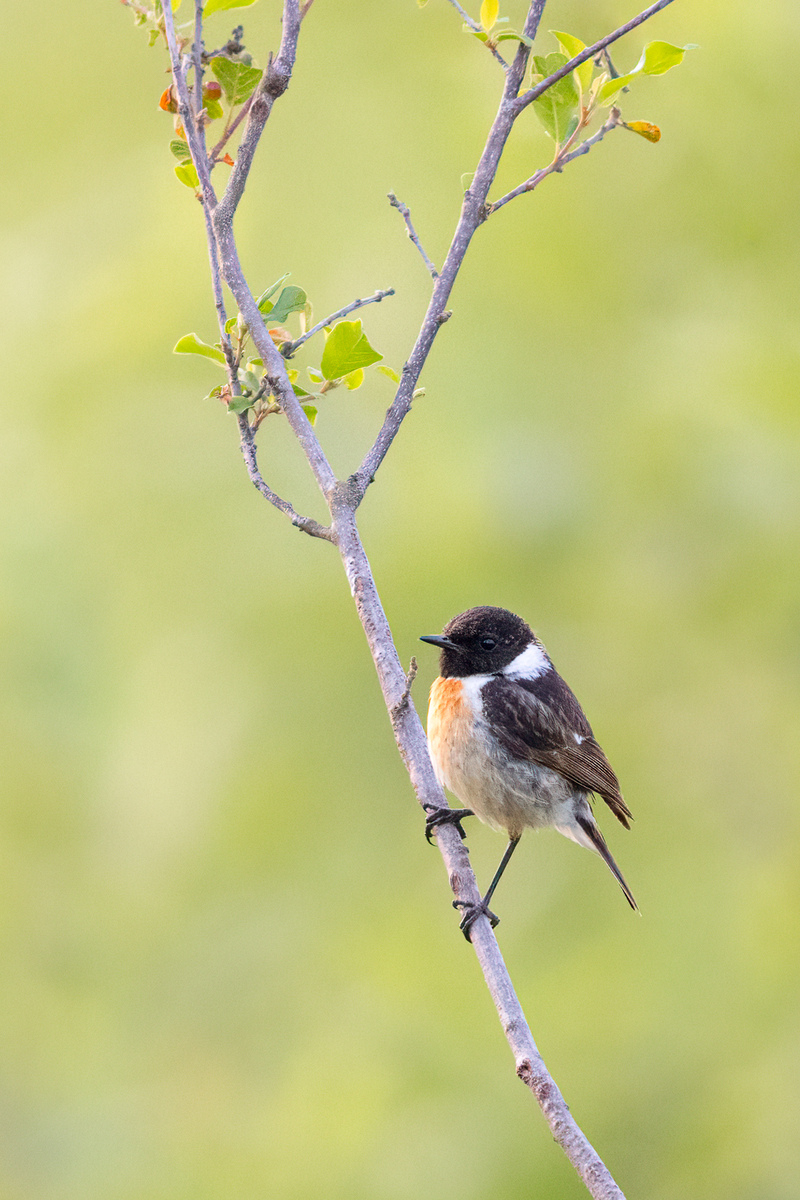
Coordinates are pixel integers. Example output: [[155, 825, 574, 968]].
[[481, 672, 632, 829]]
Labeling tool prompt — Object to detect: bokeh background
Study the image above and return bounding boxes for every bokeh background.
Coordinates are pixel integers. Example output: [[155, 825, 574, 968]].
[[2, 1, 799, 1196]]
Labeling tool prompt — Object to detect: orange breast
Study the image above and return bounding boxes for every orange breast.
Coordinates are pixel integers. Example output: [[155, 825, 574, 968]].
[[427, 676, 473, 787]]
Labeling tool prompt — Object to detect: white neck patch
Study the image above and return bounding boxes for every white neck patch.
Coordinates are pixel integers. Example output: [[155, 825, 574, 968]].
[[502, 641, 549, 679]]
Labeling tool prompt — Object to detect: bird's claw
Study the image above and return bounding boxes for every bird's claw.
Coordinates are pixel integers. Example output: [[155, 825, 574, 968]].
[[423, 804, 473, 844], [453, 898, 500, 941]]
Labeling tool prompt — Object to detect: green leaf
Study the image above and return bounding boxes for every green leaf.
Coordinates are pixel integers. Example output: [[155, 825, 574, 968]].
[[210, 57, 263, 105], [466, 28, 488, 42], [597, 72, 638, 105], [531, 53, 580, 144], [480, 0, 499, 32], [174, 333, 226, 364], [203, 97, 224, 121], [228, 392, 255, 415], [256, 273, 290, 313], [496, 32, 533, 47], [417, 0, 429, 6], [225, 315, 239, 334], [239, 369, 261, 393], [292, 383, 312, 398], [551, 30, 592, 93], [320, 320, 383, 381], [268, 286, 307, 324], [307, 367, 324, 384], [169, 138, 191, 161], [377, 364, 400, 383], [343, 368, 364, 391], [204, 0, 258, 15], [597, 41, 691, 104], [637, 40, 688, 75], [174, 161, 200, 189], [301, 404, 318, 426]]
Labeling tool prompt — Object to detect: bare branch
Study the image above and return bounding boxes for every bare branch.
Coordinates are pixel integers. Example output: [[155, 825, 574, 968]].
[[488, 111, 622, 215], [353, 0, 674, 503], [238, 417, 334, 540], [192, 0, 204, 119], [514, 0, 678, 116], [388, 193, 439, 279], [444, 0, 509, 71], [208, 93, 254, 165], [214, 0, 302, 230], [281, 289, 396, 359], [353, 1, 547, 502]]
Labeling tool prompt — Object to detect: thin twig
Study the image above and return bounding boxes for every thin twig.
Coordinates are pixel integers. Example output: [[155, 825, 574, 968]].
[[388, 194, 439, 279], [213, 0, 302, 231], [209, 93, 254, 164], [281, 289, 396, 358], [514, 0, 677, 115], [238, 417, 334, 540], [444, 0, 509, 71], [390, 656, 418, 722], [488, 111, 621, 215]]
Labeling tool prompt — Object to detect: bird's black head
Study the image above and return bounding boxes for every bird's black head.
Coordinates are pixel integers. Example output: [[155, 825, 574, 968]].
[[420, 606, 543, 678]]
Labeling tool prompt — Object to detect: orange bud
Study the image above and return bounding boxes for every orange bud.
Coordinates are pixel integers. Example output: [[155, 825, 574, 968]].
[[625, 120, 661, 143], [203, 81, 223, 101], [220, 153, 235, 166], [173, 121, 186, 139], [159, 86, 178, 113], [269, 326, 293, 345]]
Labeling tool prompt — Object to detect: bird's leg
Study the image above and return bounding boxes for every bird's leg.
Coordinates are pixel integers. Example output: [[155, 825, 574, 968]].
[[454, 836, 521, 941], [423, 803, 474, 843]]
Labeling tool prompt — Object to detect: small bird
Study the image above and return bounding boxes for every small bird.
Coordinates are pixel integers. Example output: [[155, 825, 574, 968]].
[[420, 606, 636, 938]]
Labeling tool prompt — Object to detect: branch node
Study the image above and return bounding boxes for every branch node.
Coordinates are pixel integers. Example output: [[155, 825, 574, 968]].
[[436, 310, 452, 326]]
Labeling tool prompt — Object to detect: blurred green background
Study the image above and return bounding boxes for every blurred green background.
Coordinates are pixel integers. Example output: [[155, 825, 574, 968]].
[[2, 1, 799, 1197]]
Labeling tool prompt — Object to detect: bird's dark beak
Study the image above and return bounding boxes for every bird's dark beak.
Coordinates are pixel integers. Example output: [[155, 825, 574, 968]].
[[419, 635, 457, 650]]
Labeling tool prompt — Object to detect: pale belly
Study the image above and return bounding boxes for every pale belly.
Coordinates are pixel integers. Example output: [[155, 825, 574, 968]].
[[427, 676, 579, 839]]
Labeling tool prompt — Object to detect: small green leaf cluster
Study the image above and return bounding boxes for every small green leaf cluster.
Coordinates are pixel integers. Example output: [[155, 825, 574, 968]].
[[168, 50, 264, 189], [122, 0, 266, 190], [462, 0, 532, 52], [174, 278, 396, 430], [530, 31, 693, 150], [121, 0, 168, 48]]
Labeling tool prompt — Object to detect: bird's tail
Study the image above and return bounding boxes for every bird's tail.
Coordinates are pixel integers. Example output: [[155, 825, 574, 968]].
[[558, 812, 638, 912]]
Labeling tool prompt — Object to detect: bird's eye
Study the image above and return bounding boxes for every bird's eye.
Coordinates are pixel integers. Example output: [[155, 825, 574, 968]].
[[480, 637, 496, 651]]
